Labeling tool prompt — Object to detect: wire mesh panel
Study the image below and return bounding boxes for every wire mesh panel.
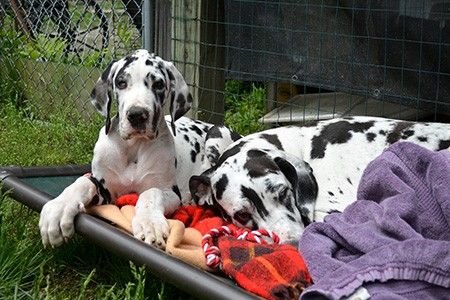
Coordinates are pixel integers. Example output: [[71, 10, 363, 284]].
[[0, 0, 142, 122], [172, 0, 450, 133], [223, 0, 450, 125]]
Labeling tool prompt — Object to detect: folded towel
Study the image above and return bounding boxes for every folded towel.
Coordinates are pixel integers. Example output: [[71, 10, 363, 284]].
[[299, 142, 450, 300]]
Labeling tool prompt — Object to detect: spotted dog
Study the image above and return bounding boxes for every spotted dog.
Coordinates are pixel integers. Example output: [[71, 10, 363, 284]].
[[190, 117, 450, 244], [39, 50, 213, 250]]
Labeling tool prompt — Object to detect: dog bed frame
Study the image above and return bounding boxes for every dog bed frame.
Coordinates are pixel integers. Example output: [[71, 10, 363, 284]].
[[0, 165, 260, 300]]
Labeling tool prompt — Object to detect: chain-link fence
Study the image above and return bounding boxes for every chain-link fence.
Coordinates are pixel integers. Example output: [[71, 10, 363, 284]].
[[1, 1, 449, 131], [0, 0, 142, 121]]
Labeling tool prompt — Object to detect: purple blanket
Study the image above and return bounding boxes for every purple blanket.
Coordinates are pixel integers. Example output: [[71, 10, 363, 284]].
[[299, 142, 450, 300]]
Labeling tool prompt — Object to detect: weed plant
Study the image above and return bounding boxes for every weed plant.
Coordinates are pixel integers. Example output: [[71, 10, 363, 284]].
[[225, 81, 266, 135]]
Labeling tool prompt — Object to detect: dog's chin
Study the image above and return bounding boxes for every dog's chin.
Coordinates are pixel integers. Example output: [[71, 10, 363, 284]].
[[121, 129, 156, 141]]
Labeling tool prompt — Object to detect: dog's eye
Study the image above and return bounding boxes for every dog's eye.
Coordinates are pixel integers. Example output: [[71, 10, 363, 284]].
[[116, 79, 127, 89], [279, 188, 290, 202], [153, 80, 165, 90], [234, 210, 252, 224]]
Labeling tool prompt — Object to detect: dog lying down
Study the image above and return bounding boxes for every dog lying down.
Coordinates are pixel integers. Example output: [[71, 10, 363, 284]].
[[190, 117, 450, 244]]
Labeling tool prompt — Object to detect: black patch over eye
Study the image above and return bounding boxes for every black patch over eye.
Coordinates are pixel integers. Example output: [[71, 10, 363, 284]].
[[153, 80, 165, 90], [234, 210, 252, 225]]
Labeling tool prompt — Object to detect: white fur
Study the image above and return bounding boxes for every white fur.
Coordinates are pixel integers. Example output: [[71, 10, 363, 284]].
[[39, 50, 211, 250]]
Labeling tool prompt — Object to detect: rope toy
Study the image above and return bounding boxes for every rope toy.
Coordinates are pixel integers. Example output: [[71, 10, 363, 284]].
[[202, 226, 281, 269]]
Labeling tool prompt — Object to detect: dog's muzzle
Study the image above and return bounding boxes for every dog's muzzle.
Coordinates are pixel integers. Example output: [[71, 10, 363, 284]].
[[127, 106, 149, 130]]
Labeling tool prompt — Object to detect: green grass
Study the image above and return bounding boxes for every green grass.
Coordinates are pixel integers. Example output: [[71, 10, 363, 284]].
[[0, 103, 194, 299]]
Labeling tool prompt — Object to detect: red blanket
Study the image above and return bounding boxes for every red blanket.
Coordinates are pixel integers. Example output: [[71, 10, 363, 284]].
[[97, 195, 312, 299], [173, 205, 312, 300]]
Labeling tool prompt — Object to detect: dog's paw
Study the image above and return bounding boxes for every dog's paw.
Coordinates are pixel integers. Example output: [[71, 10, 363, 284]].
[[39, 197, 85, 248], [131, 212, 169, 250], [39, 176, 97, 248]]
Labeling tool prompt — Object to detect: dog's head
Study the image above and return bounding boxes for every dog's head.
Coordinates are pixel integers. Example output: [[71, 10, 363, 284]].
[[90, 49, 192, 139], [189, 148, 318, 244]]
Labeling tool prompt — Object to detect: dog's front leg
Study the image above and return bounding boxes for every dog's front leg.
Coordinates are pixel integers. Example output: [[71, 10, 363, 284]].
[[132, 188, 180, 250], [39, 176, 98, 248]]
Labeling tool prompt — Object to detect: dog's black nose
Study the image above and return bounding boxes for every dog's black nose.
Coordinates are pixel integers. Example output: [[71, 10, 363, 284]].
[[127, 107, 149, 127]]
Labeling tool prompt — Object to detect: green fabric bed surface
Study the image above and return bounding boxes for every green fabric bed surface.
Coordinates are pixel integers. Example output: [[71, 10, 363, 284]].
[[22, 176, 79, 198]]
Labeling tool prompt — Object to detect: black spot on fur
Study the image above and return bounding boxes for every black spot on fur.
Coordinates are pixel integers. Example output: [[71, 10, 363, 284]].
[[366, 132, 376, 142], [152, 103, 160, 134], [347, 177, 353, 185], [311, 121, 375, 159], [206, 126, 223, 139], [176, 93, 186, 108], [264, 179, 279, 194], [190, 150, 197, 163], [167, 69, 175, 81], [387, 121, 414, 144], [241, 186, 269, 219], [439, 140, 450, 150], [300, 211, 312, 227], [172, 185, 181, 199], [418, 136, 428, 142], [157, 60, 165, 71], [101, 62, 114, 81], [155, 88, 166, 103], [214, 174, 229, 200], [189, 124, 203, 136], [260, 134, 283, 150], [277, 188, 295, 214], [195, 124, 209, 134], [244, 150, 278, 178], [230, 129, 243, 141], [207, 146, 220, 164], [116, 55, 138, 79], [217, 140, 248, 165], [88, 176, 111, 204], [145, 59, 153, 66], [194, 141, 200, 153], [328, 191, 335, 196], [183, 134, 190, 142]]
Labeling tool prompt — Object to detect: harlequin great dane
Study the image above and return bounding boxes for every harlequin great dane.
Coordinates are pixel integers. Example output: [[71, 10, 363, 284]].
[[190, 117, 450, 244], [39, 49, 213, 250]]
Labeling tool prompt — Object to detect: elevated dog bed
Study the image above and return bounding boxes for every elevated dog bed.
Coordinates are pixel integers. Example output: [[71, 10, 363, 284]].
[[0, 165, 260, 300]]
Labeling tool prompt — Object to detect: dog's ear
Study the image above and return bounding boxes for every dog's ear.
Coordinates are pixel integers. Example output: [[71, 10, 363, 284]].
[[164, 61, 193, 135], [274, 154, 317, 226], [189, 174, 214, 206], [90, 61, 118, 134]]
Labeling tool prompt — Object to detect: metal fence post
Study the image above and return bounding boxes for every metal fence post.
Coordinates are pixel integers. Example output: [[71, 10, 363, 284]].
[[142, 0, 153, 52]]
